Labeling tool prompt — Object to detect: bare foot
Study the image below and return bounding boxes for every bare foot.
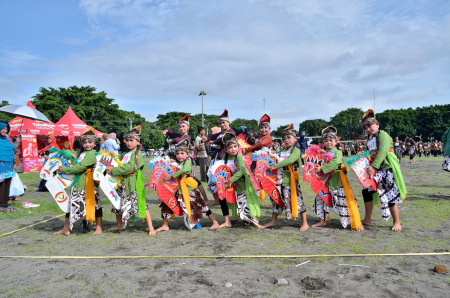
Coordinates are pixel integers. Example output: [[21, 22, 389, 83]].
[[354, 225, 365, 232], [155, 225, 170, 233], [148, 228, 156, 236], [54, 229, 70, 236], [92, 227, 102, 235], [299, 224, 309, 231], [361, 218, 374, 226], [107, 226, 125, 232], [312, 220, 327, 227], [218, 222, 232, 229], [262, 221, 276, 229], [255, 224, 264, 229], [391, 223, 402, 232], [209, 221, 219, 230]]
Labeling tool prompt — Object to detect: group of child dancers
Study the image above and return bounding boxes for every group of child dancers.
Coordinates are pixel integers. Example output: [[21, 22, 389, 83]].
[[53, 108, 407, 236]]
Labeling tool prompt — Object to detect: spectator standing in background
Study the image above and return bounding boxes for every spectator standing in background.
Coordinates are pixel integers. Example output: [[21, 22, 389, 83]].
[[297, 134, 308, 167], [195, 126, 208, 182], [104, 133, 120, 155]]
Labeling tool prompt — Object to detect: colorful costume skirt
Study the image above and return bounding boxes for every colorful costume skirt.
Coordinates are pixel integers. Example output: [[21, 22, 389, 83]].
[[270, 169, 306, 220], [69, 186, 101, 230], [312, 186, 355, 228], [111, 182, 149, 228], [0, 161, 14, 179], [160, 189, 210, 230]]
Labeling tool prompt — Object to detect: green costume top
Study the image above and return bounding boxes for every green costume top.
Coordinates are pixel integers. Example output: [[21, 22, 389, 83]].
[[367, 130, 395, 170], [442, 127, 450, 157], [62, 150, 97, 191], [111, 150, 144, 196], [223, 153, 246, 193], [172, 159, 195, 194], [274, 146, 300, 186], [321, 147, 343, 190]]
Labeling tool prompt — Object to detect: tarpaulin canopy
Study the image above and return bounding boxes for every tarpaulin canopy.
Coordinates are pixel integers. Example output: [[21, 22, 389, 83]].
[[55, 107, 103, 137], [8, 101, 58, 136]]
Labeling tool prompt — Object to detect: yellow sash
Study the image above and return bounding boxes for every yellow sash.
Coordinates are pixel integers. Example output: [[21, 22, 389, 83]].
[[259, 190, 265, 202], [84, 169, 96, 223], [339, 165, 362, 230], [179, 174, 198, 223], [288, 165, 299, 220]]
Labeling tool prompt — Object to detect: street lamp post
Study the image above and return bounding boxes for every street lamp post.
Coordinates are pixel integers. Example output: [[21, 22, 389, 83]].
[[199, 91, 207, 127]]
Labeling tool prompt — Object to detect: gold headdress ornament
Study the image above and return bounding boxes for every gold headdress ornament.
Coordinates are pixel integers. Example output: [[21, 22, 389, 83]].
[[362, 109, 378, 126], [126, 125, 141, 143], [282, 124, 297, 138], [321, 125, 337, 140], [81, 127, 96, 142]]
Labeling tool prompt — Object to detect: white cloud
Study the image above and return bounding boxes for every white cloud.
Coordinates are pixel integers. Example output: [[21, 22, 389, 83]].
[[2, 0, 450, 129]]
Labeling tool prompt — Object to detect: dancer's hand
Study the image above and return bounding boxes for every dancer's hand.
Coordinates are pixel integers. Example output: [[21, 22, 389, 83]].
[[105, 166, 113, 174], [366, 165, 375, 176], [267, 165, 276, 172], [164, 174, 172, 181], [224, 181, 232, 188], [314, 166, 322, 174], [58, 166, 63, 173], [70, 153, 77, 159]]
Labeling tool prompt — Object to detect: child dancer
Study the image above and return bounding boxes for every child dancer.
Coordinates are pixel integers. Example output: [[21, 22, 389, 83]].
[[106, 126, 156, 236], [311, 126, 364, 231], [55, 127, 102, 236], [262, 125, 309, 231], [360, 110, 407, 231], [203, 109, 236, 205], [156, 145, 219, 232], [242, 114, 273, 155], [219, 138, 262, 229]]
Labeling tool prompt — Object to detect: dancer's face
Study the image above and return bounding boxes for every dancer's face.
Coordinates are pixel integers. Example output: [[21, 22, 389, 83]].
[[82, 139, 95, 151], [125, 137, 138, 150], [176, 151, 188, 162], [259, 124, 270, 136], [363, 123, 379, 136], [219, 121, 230, 131], [282, 135, 296, 148], [179, 123, 189, 135], [322, 138, 336, 151], [226, 143, 239, 156]]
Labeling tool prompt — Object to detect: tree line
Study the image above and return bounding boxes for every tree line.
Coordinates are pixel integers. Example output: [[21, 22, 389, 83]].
[[2, 86, 449, 149]]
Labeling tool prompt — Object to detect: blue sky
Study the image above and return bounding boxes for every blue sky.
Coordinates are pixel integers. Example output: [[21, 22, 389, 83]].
[[1, 0, 450, 128]]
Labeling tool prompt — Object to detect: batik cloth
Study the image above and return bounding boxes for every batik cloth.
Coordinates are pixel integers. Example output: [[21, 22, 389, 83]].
[[69, 186, 101, 230], [160, 189, 210, 230], [236, 190, 260, 226], [442, 156, 450, 171], [270, 168, 306, 219], [111, 182, 149, 228], [312, 186, 356, 228]]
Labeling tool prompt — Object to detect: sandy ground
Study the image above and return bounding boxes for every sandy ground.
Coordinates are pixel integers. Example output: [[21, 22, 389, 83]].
[[0, 157, 449, 297]]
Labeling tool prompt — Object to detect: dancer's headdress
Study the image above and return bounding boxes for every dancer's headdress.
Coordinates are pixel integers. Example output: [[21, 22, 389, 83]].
[[81, 127, 96, 143], [321, 126, 337, 140], [259, 114, 271, 128], [218, 109, 230, 123]]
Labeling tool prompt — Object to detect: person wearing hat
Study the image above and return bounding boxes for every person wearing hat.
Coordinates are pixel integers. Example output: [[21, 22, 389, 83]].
[[262, 124, 309, 231], [0, 122, 16, 212], [360, 110, 406, 231], [106, 126, 157, 235], [242, 114, 273, 155], [56, 127, 103, 235], [202, 109, 236, 205], [311, 126, 363, 231], [162, 114, 191, 149]]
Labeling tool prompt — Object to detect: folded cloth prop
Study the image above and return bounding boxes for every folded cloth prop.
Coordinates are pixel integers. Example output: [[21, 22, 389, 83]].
[[344, 152, 377, 190], [210, 160, 236, 204], [39, 149, 76, 213], [303, 145, 332, 207], [93, 151, 123, 210], [149, 157, 183, 216], [253, 148, 284, 207]]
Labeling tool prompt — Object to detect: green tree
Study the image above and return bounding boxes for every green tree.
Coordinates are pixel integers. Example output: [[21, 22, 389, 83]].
[[299, 119, 329, 136], [0, 101, 13, 123], [329, 108, 364, 139], [32, 86, 126, 133], [274, 124, 290, 137], [230, 118, 259, 133]]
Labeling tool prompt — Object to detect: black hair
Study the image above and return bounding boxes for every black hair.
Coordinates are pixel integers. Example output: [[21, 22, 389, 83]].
[[197, 126, 205, 134]]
